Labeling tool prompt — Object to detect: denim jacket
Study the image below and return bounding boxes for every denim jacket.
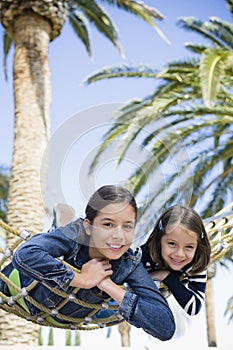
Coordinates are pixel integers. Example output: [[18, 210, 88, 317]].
[[7, 219, 175, 340]]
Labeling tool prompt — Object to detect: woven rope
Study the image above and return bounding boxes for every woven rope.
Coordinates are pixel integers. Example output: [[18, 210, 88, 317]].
[[0, 221, 122, 329], [0, 203, 233, 329]]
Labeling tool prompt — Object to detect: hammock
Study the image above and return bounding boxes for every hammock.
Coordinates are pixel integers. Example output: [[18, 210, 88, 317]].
[[0, 219, 121, 330], [0, 203, 233, 330]]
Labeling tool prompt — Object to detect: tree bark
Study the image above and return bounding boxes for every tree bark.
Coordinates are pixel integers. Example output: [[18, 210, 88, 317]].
[[118, 321, 131, 347], [205, 264, 217, 347], [0, 12, 51, 345]]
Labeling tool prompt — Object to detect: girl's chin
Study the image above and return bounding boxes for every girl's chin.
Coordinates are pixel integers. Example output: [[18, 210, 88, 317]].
[[168, 261, 186, 270], [171, 266, 184, 271]]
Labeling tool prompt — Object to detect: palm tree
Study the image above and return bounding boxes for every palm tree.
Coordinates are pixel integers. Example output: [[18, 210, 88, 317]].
[[206, 263, 217, 347], [85, 3, 233, 346], [0, 0, 167, 345], [85, 8, 233, 229], [118, 321, 131, 347]]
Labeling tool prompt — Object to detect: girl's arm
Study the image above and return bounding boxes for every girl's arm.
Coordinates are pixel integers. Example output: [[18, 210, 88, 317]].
[[141, 248, 207, 316], [12, 227, 112, 291], [162, 269, 207, 315], [97, 263, 175, 341], [97, 278, 126, 305], [12, 230, 76, 291]]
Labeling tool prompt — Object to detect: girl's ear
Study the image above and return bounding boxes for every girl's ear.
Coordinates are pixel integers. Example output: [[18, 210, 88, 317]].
[[83, 218, 92, 236]]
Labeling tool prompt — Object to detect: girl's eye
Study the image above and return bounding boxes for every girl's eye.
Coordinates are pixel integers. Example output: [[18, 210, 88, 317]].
[[124, 224, 134, 231], [168, 241, 175, 246], [186, 245, 195, 250], [103, 222, 113, 227]]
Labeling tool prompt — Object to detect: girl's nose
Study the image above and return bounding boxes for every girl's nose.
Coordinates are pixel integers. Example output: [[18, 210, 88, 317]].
[[175, 247, 185, 257], [112, 227, 124, 240]]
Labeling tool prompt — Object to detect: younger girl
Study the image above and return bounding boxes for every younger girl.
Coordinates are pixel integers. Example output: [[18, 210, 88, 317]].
[[1, 185, 175, 340], [141, 205, 211, 316]]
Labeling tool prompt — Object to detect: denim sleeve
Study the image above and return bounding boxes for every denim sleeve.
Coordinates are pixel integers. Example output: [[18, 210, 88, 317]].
[[118, 263, 175, 341], [12, 230, 76, 292]]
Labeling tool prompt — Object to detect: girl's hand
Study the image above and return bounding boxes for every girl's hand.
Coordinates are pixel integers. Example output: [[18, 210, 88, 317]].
[[150, 270, 170, 282], [71, 259, 113, 289]]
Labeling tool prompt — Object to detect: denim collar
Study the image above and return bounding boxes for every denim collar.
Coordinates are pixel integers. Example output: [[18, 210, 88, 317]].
[[73, 244, 89, 269]]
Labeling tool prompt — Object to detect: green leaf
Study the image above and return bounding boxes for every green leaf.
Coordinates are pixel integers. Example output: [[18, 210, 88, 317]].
[[69, 9, 92, 57], [199, 48, 228, 107]]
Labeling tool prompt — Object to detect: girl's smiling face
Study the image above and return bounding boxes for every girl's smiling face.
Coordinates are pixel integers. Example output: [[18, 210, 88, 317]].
[[161, 224, 198, 270], [84, 202, 136, 260]]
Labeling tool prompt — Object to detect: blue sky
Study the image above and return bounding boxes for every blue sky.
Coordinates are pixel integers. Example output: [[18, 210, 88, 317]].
[[1, 0, 232, 215], [1, 0, 232, 168], [0, 1, 232, 348]]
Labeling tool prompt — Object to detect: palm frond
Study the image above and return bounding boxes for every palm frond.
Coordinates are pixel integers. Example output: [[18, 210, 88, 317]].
[[199, 166, 233, 217], [113, 112, 156, 167], [199, 48, 229, 107], [177, 17, 231, 47], [73, 0, 124, 56], [226, 0, 233, 15], [85, 9, 233, 235], [114, 0, 164, 20], [209, 17, 233, 49], [103, 0, 170, 44], [88, 121, 130, 173], [191, 141, 233, 195], [69, 9, 91, 56], [84, 64, 158, 84], [184, 43, 208, 55]]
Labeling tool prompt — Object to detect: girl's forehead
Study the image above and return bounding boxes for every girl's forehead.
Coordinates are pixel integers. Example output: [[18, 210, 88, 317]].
[[166, 224, 198, 240], [97, 202, 136, 218]]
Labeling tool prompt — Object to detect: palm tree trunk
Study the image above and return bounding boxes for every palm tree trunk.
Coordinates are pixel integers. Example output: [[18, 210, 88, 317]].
[[0, 12, 51, 346], [118, 321, 131, 347], [205, 264, 217, 347], [7, 12, 51, 234]]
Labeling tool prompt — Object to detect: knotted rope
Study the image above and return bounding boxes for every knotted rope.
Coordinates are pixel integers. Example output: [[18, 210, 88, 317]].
[[0, 203, 233, 329]]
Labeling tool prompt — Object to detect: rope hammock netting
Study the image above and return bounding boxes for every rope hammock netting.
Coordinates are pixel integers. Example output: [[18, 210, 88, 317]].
[[0, 203, 233, 330]]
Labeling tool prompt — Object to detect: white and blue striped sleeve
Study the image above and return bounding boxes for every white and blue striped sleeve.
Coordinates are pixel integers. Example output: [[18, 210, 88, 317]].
[[163, 269, 207, 315]]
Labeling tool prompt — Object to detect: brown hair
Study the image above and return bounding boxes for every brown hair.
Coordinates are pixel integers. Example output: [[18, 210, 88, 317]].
[[143, 205, 211, 274], [85, 185, 137, 223]]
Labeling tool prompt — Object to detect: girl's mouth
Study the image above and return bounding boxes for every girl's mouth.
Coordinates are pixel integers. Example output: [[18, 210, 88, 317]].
[[108, 243, 124, 251], [170, 258, 185, 265]]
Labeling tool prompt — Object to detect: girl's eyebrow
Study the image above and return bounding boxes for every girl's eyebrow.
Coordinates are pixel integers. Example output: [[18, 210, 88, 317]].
[[100, 217, 115, 222], [100, 217, 135, 224], [166, 237, 196, 244]]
